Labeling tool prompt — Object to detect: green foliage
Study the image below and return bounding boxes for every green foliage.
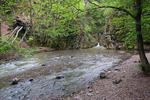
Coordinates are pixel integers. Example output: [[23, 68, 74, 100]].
[[30, 0, 86, 49], [90, 0, 150, 48], [1, 0, 150, 51], [0, 39, 37, 58], [18, 48, 37, 57], [0, 0, 18, 20], [7, 13, 15, 26], [26, 36, 34, 45], [0, 40, 13, 55]]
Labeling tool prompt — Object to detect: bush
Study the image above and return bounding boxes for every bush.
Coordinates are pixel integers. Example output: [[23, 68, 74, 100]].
[[0, 40, 13, 55]]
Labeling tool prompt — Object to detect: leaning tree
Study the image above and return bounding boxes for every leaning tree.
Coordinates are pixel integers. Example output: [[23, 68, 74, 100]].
[[87, 0, 150, 74]]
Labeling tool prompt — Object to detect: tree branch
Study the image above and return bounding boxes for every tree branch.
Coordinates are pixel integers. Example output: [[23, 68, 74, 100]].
[[87, 0, 136, 19]]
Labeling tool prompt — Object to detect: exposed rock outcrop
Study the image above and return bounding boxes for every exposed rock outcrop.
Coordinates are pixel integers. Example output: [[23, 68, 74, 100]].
[[100, 16, 124, 50]]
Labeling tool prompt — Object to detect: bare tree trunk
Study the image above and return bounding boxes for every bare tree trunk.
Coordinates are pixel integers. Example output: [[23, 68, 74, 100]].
[[136, 0, 150, 73], [12, 26, 23, 43], [7, 26, 19, 41]]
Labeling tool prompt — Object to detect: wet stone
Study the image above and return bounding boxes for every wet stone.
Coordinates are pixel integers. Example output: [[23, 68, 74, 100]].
[[41, 64, 46, 66], [87, 93, 93, 96], [29, 78, 34, 82], [11, 78, 20, 85], [112, 79, 122, 84], [71, 56, 74, 58], [100, 72, 106, 79], [55, 75, 64, 79], [114, 68, 120, 71]]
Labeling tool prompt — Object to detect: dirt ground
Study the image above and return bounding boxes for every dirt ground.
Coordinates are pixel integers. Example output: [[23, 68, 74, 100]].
[[68, 53, 150, 100]]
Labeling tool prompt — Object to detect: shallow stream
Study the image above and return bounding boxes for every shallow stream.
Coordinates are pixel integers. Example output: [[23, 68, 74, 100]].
[[0, 48, 130, 100]]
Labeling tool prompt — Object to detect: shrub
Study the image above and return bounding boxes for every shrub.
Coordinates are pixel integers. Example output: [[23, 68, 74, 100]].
[[0, 40, 13, 55]]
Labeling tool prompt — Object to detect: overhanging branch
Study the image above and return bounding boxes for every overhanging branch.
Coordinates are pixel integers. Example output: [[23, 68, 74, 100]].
[[87, 0, 136, 19]]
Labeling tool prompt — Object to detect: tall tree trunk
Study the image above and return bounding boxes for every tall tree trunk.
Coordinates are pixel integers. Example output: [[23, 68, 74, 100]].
[[136, 0, 150, 73], [0, 18, 1, 40], [30, 0, 33, 36]]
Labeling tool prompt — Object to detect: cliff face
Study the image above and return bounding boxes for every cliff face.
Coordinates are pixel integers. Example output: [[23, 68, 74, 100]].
[[100, 16, 124, 50], [100, 16, 114, 49], [1, 22, 9, 35]]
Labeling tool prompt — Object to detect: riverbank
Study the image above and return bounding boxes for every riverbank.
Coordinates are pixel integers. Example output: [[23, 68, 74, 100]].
[[0, 47, 54, 64], [68, 53, 150, 100]]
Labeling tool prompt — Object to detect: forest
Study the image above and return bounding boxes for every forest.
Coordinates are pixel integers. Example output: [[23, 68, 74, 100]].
[[0, 0, 150, 100]]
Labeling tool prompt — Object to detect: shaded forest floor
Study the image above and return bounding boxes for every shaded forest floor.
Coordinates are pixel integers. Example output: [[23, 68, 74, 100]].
[[68, 53, 150, 100]]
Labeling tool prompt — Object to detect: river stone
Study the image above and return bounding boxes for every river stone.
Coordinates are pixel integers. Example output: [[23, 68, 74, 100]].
[[55, 75, 64, 79], [114, 68, 120, 71], [112, 79, 122, 84], [11, 78, 20, 85], [29, 78, 34, 82], [71, 56, 74, 58], [89, 89, 93, 92], [87, 93, 93, 96], [41, 64, 46, 66], [100, 72, 106, 79]]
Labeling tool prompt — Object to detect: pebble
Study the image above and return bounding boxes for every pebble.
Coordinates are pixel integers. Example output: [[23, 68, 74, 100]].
[[89, 89, 93, 92], [100, 72, 106, 79], [107, 71, 111, 74], [114, 68, 120, 71], [96, 91, 99, 94], [87, 93, 93, 96], [55, 75, 64, 79], [112, 79, 122, 84], [41, 64, 46, 66], [71, 56, 74, 58], [29, 78, 34, 82], [11, 78, 20, 85]]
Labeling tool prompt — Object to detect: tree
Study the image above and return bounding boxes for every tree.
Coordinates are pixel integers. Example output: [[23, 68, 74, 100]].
[[29, 0, 33, 36], [88, 0, 150, 73], [0, 17, 1, 40], [0, 0, 17, 40]]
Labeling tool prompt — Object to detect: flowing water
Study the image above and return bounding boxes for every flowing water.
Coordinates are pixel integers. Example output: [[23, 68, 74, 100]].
[[0, 48, 130, 100]]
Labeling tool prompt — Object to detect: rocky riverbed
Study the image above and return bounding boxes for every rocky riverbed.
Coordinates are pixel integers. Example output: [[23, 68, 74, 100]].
[[0, 48, 130, 100]]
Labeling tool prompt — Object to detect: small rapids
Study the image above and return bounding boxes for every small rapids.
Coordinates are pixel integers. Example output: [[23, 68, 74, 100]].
[[0, 48, 130, 100]]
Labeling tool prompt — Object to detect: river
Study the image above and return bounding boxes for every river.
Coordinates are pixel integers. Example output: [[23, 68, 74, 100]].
[[0, 48, 130, 100]]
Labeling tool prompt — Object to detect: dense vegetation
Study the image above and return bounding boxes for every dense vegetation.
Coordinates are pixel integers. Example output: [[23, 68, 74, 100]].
[[0, 0, 150, 73]]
